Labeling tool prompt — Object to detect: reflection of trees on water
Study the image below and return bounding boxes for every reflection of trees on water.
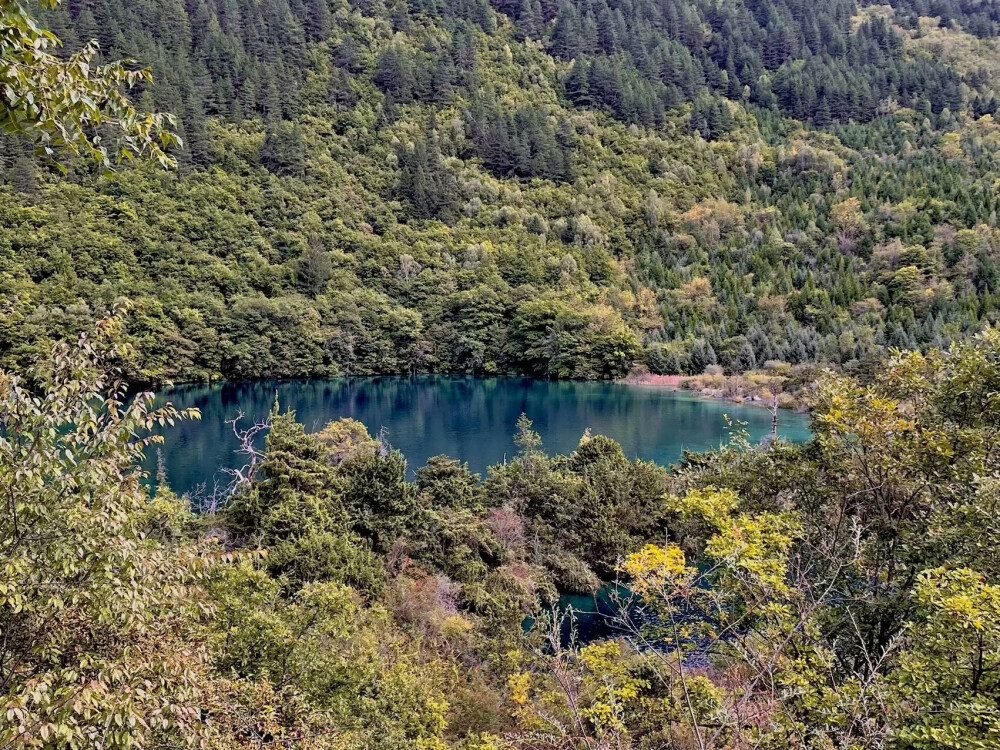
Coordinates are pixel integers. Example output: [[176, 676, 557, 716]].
[[142, 376, 810, 497]]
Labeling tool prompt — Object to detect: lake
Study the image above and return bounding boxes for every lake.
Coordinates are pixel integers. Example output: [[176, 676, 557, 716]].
[[146, 376, 811, 496]]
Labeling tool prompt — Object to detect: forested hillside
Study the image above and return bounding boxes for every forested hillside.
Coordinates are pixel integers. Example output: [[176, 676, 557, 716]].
[[5, 0, 1000, 381], [11, 2, 1000, 744]]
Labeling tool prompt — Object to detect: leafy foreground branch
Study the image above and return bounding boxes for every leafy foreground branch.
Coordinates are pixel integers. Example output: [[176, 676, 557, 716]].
[[0, 318, 214, 748], [4, 320, 1000, 748], [0, 0, 179, 168]]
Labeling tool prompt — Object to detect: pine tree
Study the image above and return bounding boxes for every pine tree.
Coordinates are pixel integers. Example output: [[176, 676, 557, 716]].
[[374, 46, 416, 103], [565, 60, 592, 107]]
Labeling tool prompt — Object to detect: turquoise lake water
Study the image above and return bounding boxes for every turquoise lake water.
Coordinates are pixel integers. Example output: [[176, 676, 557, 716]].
[[147, 376, 811, 496]]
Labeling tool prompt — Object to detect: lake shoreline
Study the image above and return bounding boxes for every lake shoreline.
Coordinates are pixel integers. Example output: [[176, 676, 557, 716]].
[[146, 377, 812, 496], [136, 372, 808, 414], [620, 371, 810, 412]]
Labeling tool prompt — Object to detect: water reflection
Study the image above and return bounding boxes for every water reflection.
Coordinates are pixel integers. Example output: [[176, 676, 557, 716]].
[[145, 376, 811, 496]]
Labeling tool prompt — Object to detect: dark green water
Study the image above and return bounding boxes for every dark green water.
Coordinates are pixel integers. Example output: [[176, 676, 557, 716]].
[[537, 584, 636, 644], [147, 376, 811, 496]]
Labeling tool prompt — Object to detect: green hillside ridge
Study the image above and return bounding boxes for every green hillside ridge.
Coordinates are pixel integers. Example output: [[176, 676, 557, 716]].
[[5, 0, 1000, 383]]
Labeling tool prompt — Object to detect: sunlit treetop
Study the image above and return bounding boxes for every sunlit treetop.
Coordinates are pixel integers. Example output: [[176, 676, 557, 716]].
[[0, 0, 179, 169]]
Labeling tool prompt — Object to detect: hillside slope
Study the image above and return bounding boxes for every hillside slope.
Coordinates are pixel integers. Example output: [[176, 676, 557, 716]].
[[3, 0, 1000, 381]]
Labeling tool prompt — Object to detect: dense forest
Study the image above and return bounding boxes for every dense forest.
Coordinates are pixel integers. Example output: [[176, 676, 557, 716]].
[[5, 0, 1000, 381], [9, 0, 1000, 746]]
